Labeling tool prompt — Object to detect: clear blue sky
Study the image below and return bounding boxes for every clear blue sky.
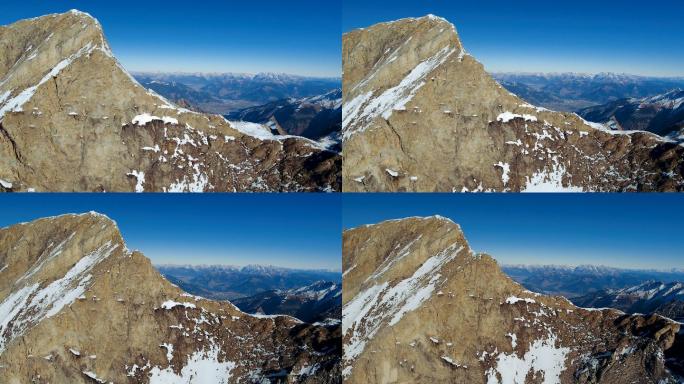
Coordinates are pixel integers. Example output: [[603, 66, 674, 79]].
[[343, 0, 684, 77], [343, 194, 684, 270], [0, 194, 341, 271], [1, 0, 340, 77]]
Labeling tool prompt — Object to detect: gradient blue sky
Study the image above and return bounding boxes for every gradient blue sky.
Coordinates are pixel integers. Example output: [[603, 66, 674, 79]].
[[1, 1, 340, 77], [343, 194, 684, 270], [343, 0, 684, 77], [0, 194, 341, 270]]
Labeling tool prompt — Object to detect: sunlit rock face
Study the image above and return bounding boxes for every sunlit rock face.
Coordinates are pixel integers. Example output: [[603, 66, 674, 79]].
[[342, 216, 679, 383], [342, 15, 684, 192], [0, 10, 340, 192], [0, 212, 341, 383]]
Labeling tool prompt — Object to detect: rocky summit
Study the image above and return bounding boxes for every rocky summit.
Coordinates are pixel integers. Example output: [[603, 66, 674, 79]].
[[0, 10, 340, 192], [342, 15, 684, 192], [342, 216, 680, 383], [0, 213, 341, 383]]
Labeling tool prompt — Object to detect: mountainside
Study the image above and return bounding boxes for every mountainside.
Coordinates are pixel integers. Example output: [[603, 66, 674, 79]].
[[574, 281, 684, 322], [342, 216, 681, 383], [492, 72, 684, 112], [342, 15, 684, 192], [233, 281, 342, 324], [157, 264, 342, 301], [503, 264, 684, 298], [226, 89, 342, 147], [578, 89, 684, 140], [134, 72, 341, 115], [0, 213, 340, 383], [0, 10, 340, 192]]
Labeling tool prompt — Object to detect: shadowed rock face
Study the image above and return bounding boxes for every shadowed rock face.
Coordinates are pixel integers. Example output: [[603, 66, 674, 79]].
[[342, 15, 684, 192], [342, 216, 680, 383], [0, 213, 341, 383], [0, 10, 340, 192]]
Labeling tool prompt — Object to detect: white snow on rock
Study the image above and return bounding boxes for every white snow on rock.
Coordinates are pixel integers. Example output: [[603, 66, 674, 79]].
[[82, 371, 105, 383], [495, 162, 510, 186], [0, 179, 12, 189], [505, 296, 536, 305], [441, 356, 466, 368], [226, 120, 275, 140], [127, 170, 145, 193], [522, 161, 583, 193], [148, 345, 236, 384], [385, 168, 399, 177], [0, 241, 119, 354], [342, 242, 465, 378], [486, 334, 569, 384], [497, 112, 538, 123], [343, 45, 456, 139], [160, 300, 196, 310], [160, 343, 174, 362], [131, 113, 178, 126], [0, 43, 97, 122]]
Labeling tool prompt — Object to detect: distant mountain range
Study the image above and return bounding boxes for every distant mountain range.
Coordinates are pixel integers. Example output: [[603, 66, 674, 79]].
[[503, 264, 684, 298], [573, 281, 684, 322], [156, 264, 342, 300], [232, 280, 341, 324], [492, 72, 684, 112], [577, 89, 684, 140], [133, 72, 341, 114], [226, 89, 342, 147]]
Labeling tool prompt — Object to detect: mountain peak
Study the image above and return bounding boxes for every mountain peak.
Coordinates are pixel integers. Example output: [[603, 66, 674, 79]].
[[0, 214, 341, 382], [342, 15, 684, 192], [343, 217, 681, 382]]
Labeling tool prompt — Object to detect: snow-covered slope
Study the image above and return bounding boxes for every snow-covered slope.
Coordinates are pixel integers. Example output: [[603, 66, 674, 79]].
[[342, 216, 680, 383], [0, 10, 340, 192], [0, 213, 341, 383], [342, 15, 684, 192]]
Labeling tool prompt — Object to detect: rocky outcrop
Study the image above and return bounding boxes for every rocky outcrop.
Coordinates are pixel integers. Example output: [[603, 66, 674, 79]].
[[0, 10, 340, 192], [342, 216, 680, 383], [342, 15, 684, 192], [0, 213, 340, 383]]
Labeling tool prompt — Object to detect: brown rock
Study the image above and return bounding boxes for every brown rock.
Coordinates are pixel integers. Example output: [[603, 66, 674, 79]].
[[0, 213, 341, 383], [342, 216, 680, 383], [0, 10, 340, 192], [342, 15, 684, 192]]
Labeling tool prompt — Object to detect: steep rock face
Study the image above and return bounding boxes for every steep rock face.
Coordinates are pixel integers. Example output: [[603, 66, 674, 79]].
[[342, 15, 684, 192], [0, 213, 340, 383], [342, 216, 680, 383], [0, 10, 340, 192]]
